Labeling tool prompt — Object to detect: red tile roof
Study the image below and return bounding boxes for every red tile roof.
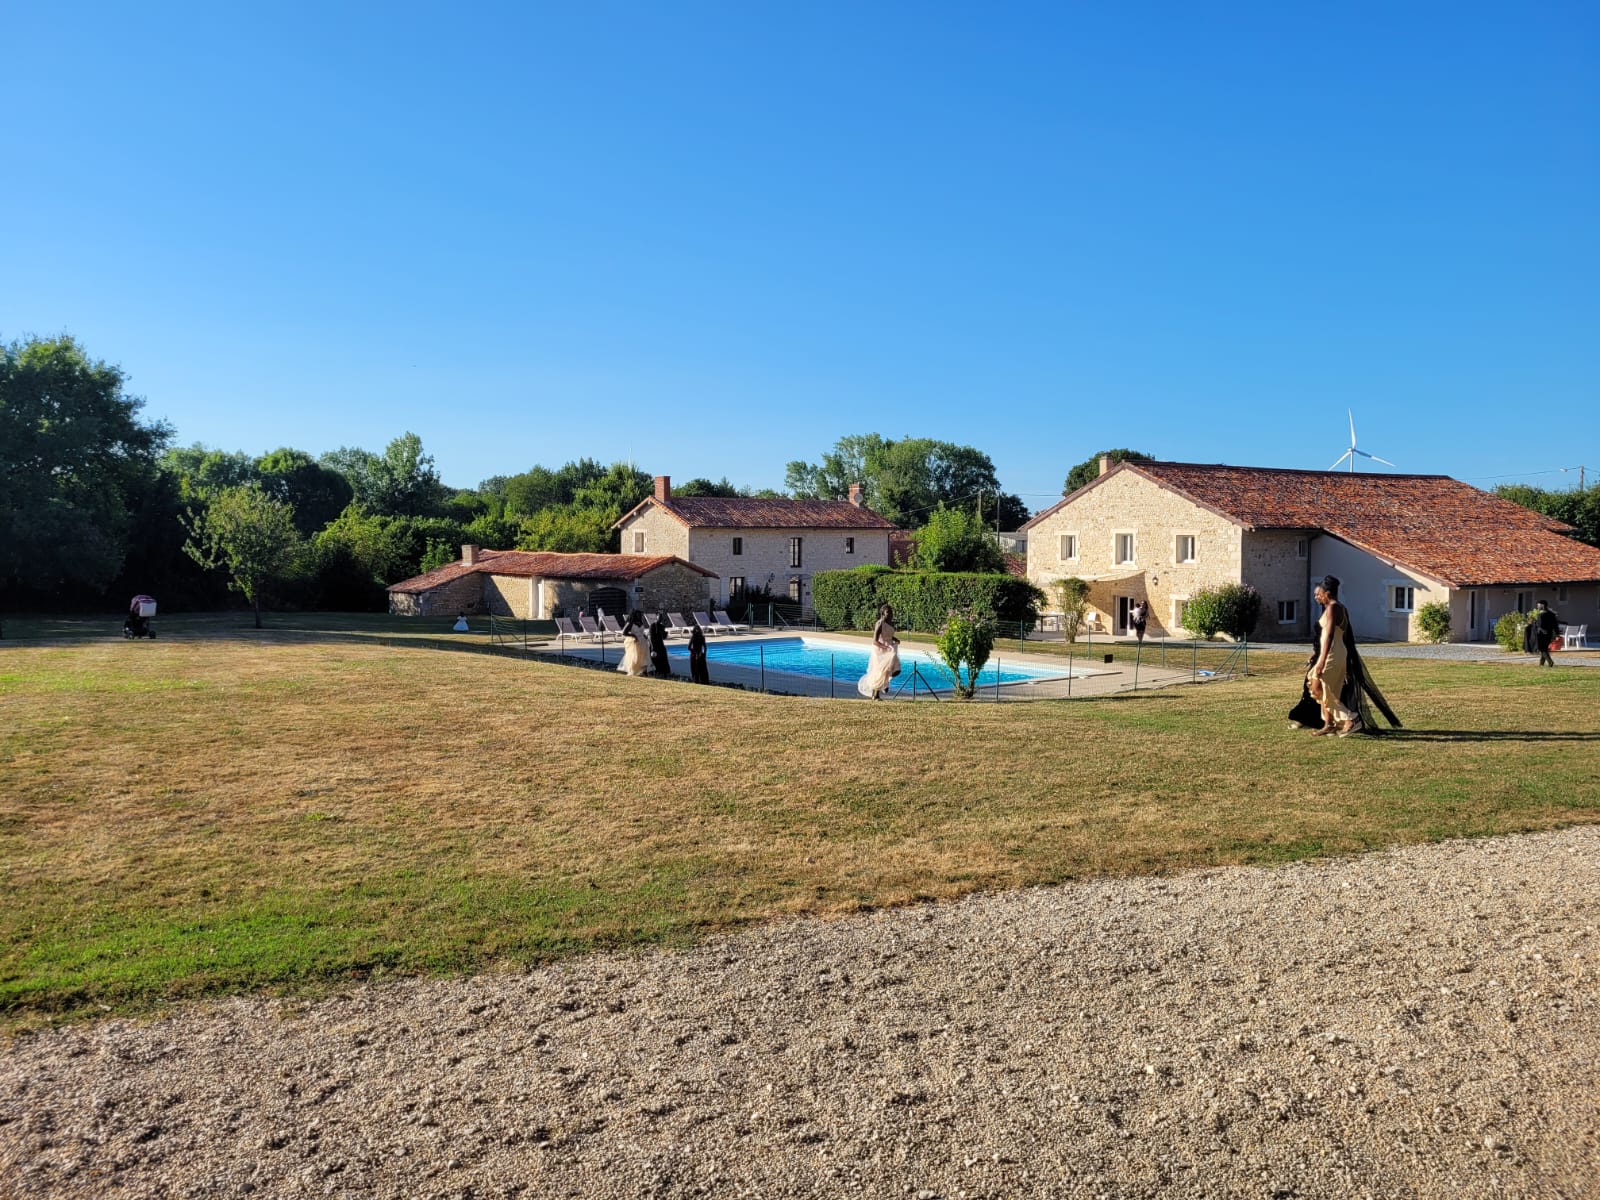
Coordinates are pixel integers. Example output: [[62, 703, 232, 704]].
[[388, 551, 717, 595], [1021, 461, 1600, 588], [615, 496, 898, 531]]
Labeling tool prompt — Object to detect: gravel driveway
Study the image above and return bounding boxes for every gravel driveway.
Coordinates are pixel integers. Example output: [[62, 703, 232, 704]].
[[3, 827, 1596, 1199]]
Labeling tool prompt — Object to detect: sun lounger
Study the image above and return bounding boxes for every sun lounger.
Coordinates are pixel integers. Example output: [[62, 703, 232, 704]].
[[667, 613, 695, 637], [555, 617, 592, 641], [599, 614, 626, 636], [713, 611, 750, 634], [578, 615, 606, 638], [692, 612, 727, 635], [645, 613, 660, 629]]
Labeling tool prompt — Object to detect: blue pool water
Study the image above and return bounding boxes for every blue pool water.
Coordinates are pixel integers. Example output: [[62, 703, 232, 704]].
[[665, 636, 1087, 689]]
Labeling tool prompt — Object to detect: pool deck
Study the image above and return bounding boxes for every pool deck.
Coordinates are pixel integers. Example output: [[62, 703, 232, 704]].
[[530, 630, 1204, 701]]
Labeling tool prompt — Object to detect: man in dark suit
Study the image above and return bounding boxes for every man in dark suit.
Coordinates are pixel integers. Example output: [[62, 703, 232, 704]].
[[1533, 601, 1561, 667]]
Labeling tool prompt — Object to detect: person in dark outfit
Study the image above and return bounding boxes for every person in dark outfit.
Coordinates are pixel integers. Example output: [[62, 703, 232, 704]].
[[1533, 601, 1560, 667], [688, 623, 710, 684], [1129, 600, 1148, 644], [649, 613, 672, 678]]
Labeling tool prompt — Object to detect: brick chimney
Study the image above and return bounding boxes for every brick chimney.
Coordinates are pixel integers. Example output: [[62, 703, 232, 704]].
[[654, 475, 671, 502], [848, 482, 863, 507], [461, 544, 479, 566], [1098, 455, 1112, 476]]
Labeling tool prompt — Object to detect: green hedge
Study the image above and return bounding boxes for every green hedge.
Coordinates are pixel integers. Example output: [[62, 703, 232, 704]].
[[813, 566, 1045, 632]]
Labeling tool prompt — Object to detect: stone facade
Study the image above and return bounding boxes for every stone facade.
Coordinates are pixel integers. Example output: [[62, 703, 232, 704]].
[[683, 527, 890, 606], [1024, 470, 1259, 638], [479, 563, 712, 619], [618, 511, 891, 606], [388, 571, 486, 617], [1241, 531, 1317, 641]]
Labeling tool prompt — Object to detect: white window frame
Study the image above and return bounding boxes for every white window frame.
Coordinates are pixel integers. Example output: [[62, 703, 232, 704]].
[[1170, 595, 1190, 631], [1113, 530, 1136, 566], [1389, 583, 1416, 613], [632, 531, 646, 554], [1295, 537, 1309, 560], [844, 536, 854, 555], [1174, 533, 1197, 564], [1277, 599, 1297, 625], [1059, 532, 1079, 562]]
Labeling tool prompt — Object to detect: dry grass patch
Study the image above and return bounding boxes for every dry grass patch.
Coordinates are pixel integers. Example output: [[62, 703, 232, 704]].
[[2, 616, 1597, 1026]]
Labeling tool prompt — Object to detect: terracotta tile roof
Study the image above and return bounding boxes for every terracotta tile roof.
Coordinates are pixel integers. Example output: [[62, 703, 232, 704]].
[[1021, 461, 1600, 588], [388, 551, 717, 595], [615, 496, 898, 531]]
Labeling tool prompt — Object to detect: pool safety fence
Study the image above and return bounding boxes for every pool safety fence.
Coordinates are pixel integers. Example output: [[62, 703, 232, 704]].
[[491, 613, 1253, 699]]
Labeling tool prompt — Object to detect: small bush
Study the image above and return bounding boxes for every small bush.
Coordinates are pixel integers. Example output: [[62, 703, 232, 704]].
[[936, 611, 995, 700], [1181, 583, 1262, 641], [1414, 600, 1451, 644], [1495, 610, 1530, 653], [1053, 577, 1091, 642]]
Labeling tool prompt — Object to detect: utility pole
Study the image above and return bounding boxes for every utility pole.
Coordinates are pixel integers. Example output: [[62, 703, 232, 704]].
[[1562, 465, 1587, 491]]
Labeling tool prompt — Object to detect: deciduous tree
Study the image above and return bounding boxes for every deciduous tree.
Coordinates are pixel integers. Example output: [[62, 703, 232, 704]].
[[181, 484, 302, 629], [0, 336, 172, 637], [1063, 449, 1153, 495]]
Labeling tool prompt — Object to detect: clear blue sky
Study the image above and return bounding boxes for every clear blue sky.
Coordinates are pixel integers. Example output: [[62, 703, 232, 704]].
[[4, 2, 1595, 508]]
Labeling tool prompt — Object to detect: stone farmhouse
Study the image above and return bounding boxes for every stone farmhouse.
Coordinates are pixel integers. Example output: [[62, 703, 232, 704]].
[[613, 477, 897, 609], [388, 547, 716, 619], [1021, 458, 1600, 643]]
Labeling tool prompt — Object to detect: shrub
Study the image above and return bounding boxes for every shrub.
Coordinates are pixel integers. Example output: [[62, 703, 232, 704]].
[[1414, 600, 1451, 644], [1181, 583, 1262, 641], [812, 566, 892, 629], [1053, 577, 1090, 642], [936, 610, 995, 699], [1495, 610, 1530, 653], [812, 567, 1043, 632]]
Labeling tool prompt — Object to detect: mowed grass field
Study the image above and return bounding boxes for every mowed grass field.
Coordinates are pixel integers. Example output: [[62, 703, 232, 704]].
[[2, 613, 1598, 1029]]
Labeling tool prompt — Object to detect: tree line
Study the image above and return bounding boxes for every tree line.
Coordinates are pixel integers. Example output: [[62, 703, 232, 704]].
[[0, 336, 1044, 625]]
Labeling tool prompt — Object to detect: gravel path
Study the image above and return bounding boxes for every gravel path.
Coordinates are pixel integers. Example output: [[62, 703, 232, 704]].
[[3, 827, 1597, 1199]]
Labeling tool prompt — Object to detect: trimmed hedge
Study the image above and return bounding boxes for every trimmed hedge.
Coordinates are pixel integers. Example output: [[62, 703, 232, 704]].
[[813, 566, 1045, 632]]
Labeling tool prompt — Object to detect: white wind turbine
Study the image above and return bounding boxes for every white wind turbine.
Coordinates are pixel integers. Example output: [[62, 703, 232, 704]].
[[1329, 410, 1396, 472]]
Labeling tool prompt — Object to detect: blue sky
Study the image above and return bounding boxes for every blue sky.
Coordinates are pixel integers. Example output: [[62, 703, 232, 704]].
[[4, 2, 1595, 507]]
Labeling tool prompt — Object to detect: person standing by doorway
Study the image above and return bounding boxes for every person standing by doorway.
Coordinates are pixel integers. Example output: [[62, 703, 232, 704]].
[[1129, 599, 1148, 644], [1533, 600, 1561, 667]]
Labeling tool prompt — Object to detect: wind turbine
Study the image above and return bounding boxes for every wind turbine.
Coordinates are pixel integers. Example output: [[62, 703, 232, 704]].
[[1329, 410, 1395, 472]]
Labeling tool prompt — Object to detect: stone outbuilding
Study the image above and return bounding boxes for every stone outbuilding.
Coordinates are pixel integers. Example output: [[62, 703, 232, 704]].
[[613, 477, 898, 609], [388, 546, 718, 619], [1021, 459, 1600, 642]]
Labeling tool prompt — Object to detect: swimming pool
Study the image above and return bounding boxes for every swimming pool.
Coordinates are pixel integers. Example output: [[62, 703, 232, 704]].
[[665, 636, 1094, 690]]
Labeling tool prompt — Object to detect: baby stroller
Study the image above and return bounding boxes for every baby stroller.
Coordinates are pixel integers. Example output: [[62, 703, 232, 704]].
[[124, 595, 157, 639]]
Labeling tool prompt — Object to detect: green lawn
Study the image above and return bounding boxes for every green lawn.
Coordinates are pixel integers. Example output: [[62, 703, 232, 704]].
[[2, 613, 1596, 1029]]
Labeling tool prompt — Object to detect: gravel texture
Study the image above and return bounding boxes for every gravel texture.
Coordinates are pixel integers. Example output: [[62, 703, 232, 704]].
[[3, 827, 1596, 1199]]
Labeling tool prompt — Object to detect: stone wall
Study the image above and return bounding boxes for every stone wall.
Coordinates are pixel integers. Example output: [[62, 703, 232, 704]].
[[388, 572, 487, 617], [1241, 531, 1316, 641], [619, 507, 690, 559], [687, 527, 890, 606], [541, 563, 714, 617], [1025, 471, 1244, 637], [483, 574, 538, 618]]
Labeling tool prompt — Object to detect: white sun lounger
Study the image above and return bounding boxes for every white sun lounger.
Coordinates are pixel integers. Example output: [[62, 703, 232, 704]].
[[666, 613, 695, 637], [555, 617, 593, 642], [692, 612, 726, 635], [599, 614, 626, 636], [578, 615, 606, 638], [713, 611, 750, 634]]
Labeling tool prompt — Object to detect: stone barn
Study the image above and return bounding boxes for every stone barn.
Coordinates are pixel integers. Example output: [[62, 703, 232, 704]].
[[388, 546, 718, 619]]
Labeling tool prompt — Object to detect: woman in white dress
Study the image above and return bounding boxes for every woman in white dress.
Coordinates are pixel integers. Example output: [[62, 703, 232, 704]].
[[857, 604, 901, 699], [617, 610, 651, 676]]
